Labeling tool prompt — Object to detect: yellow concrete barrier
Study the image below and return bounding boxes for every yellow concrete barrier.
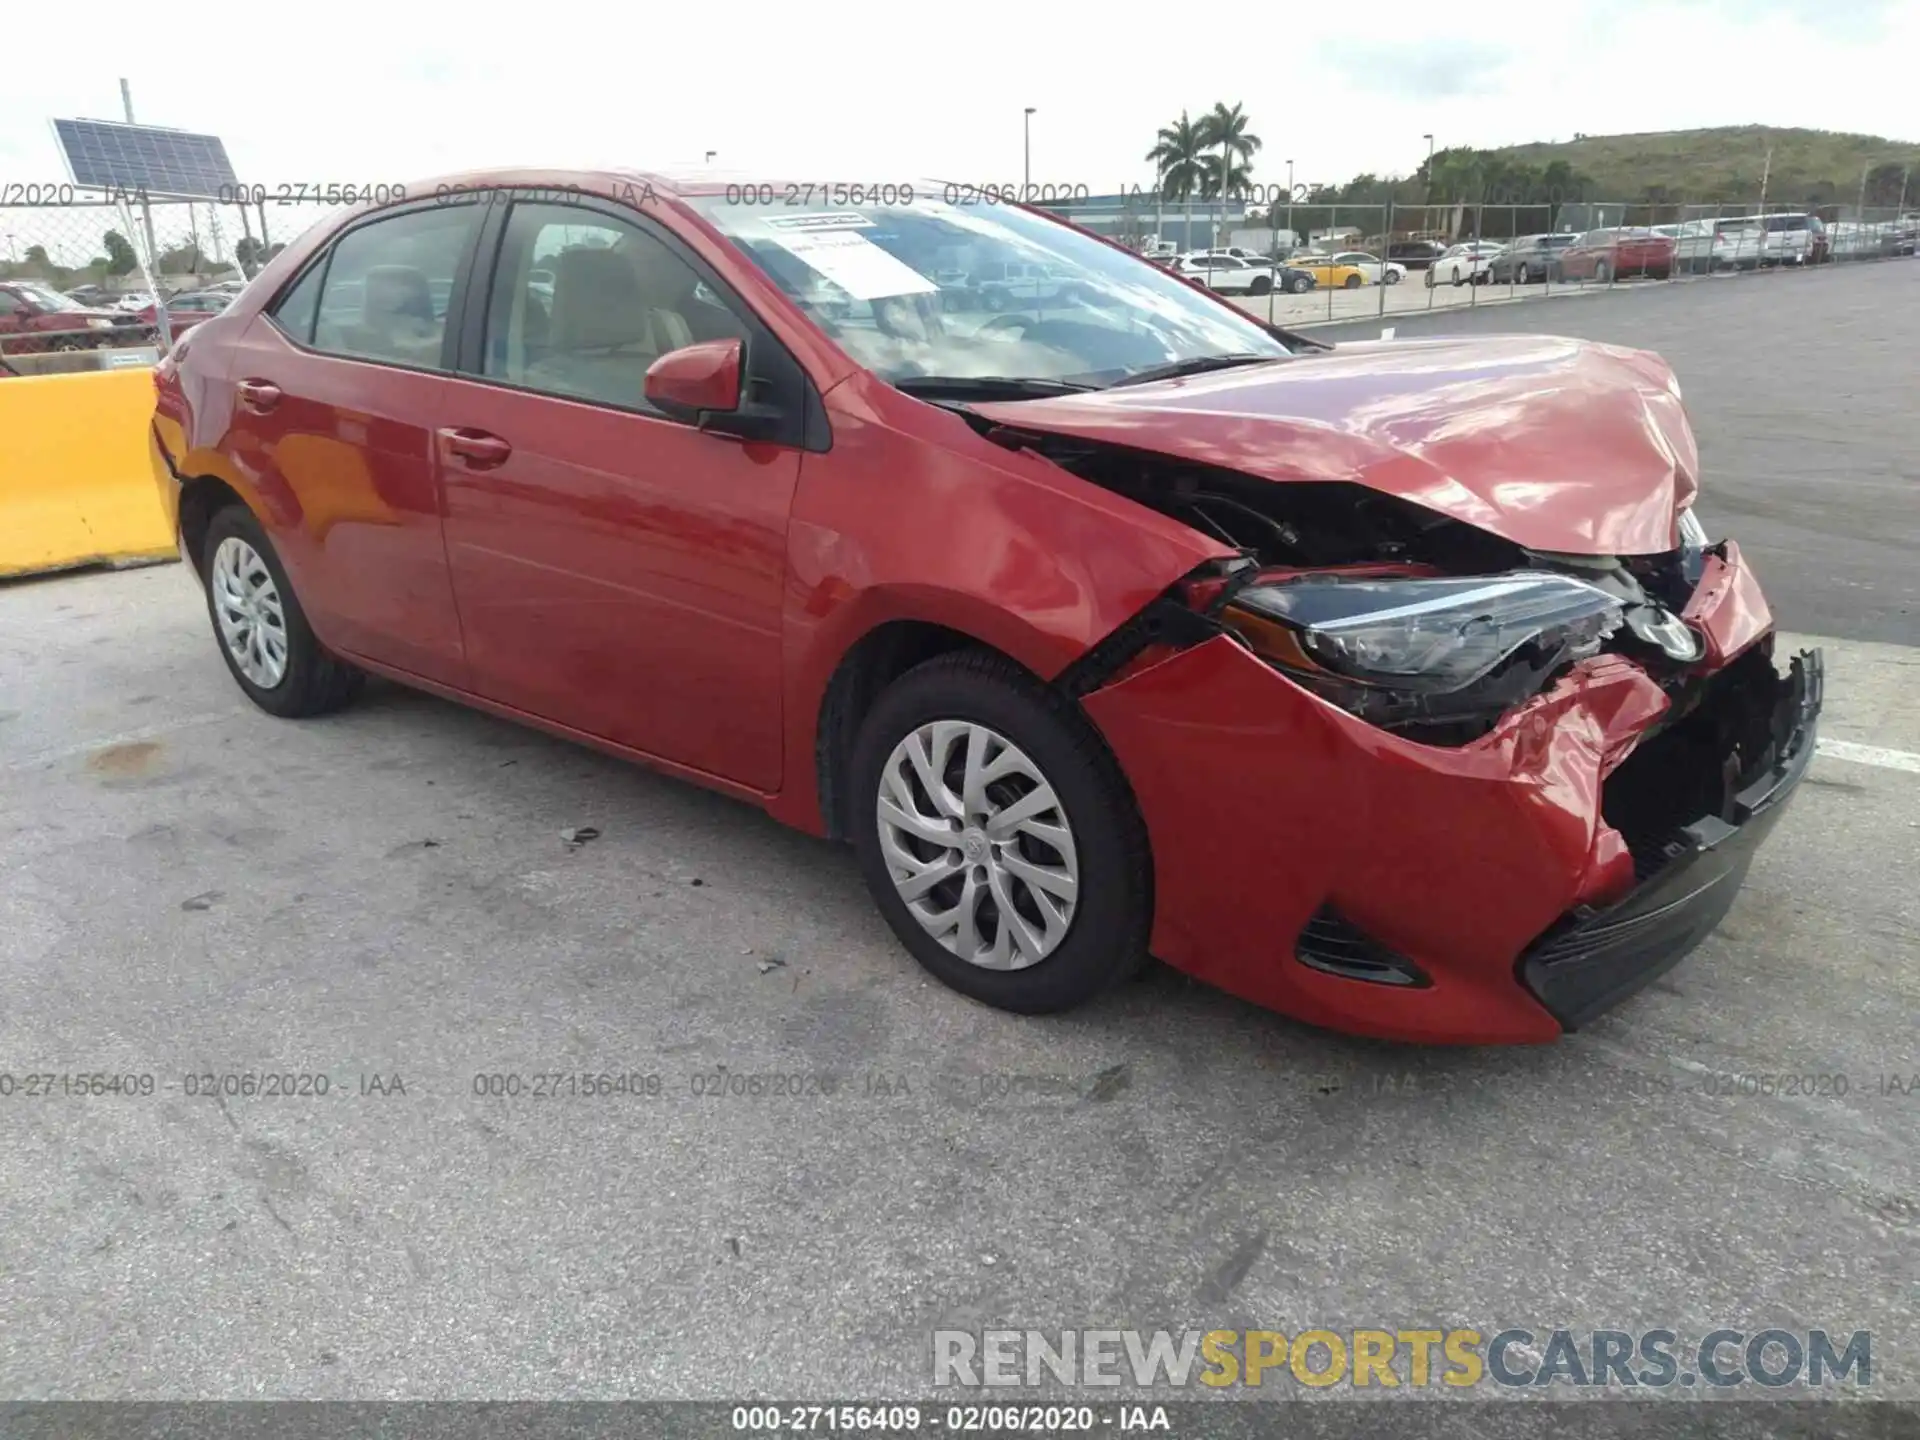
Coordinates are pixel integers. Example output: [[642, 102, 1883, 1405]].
[[0, 368, 178, 580]]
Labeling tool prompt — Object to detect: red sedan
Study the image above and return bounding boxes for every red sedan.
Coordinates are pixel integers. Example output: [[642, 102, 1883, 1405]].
[[149, 169, 1820, 1044], [1552, 227, 1678, 283]]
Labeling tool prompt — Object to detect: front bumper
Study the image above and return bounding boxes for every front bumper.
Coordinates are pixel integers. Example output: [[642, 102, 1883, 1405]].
[[1080, 543, 1820, 1045], [1519, 648, 1821, 1030]]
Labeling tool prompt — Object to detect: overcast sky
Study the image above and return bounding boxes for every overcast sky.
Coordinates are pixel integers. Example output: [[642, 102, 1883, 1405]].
[[1, 0, 1913, 201]]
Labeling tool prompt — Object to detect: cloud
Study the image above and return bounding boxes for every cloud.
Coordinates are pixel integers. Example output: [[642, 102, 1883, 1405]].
[[1313, 38, 1514, 100], [1655, 0, 1894, 41]]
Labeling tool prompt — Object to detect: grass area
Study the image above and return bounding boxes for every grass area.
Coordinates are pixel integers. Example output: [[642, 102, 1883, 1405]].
[[1491, 127, 1920, 207]]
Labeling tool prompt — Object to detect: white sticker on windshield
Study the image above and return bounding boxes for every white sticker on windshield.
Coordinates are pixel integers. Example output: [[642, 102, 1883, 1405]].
[[764, 211, 874, 232], [771, 228, 939, 301]]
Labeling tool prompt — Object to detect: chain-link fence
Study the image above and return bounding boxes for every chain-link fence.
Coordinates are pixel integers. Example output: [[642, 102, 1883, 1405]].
[[0, 192, 344, 372], [1096, 192, 1919, 329]]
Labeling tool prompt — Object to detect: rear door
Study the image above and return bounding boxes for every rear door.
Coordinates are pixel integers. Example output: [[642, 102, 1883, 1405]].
[[433, 194, 806, 790], [218, 197, 488, 683]]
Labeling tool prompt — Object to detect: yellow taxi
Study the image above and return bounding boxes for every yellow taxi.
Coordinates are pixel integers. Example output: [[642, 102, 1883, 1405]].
[[1282, 254, 1368, 288]]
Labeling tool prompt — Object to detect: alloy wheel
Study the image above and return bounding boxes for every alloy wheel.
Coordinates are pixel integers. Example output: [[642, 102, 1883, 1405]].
[[210, 535, 289, 689], [875, 719, 1079, 971]]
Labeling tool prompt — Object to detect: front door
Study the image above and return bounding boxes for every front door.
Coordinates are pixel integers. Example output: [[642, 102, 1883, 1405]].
[[436, 197, 802, 792]]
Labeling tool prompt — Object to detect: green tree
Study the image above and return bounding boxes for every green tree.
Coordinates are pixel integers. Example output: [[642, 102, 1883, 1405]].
[[102, 230, 139, 277], [1201, 101, 1260, 239], [1146, 112, 1207, 248]]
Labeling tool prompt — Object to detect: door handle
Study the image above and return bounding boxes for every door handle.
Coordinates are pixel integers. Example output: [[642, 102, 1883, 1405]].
[[438, 427, 512, 467], [236, 378, 281, 414]]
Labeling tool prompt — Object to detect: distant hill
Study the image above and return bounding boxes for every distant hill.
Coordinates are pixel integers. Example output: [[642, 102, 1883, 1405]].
[[1488, 126, 1919, 208]]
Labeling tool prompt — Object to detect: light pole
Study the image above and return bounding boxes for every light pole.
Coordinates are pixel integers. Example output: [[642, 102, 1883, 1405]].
[[1023, 107, 1036, 195], [1423, 133, 1435, 205], [1285, 159, 1295, 252]]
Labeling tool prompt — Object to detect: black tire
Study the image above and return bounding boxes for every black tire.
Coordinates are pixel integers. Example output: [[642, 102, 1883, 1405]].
[[1450, 268, 1466, 287], [200, 503, 363, 718], [1384, 269, 1401, 284], [1596, 260, 1613, 284], [1249, 274, 1271, 295], [1287, 274, 1312, 293], [1342, 273, 1362, 289], [850, 650, 1151, 1014]]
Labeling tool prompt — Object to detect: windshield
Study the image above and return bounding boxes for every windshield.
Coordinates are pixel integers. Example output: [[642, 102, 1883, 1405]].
[[17, 284, 83, 312], [685, 191, 1293, 387]]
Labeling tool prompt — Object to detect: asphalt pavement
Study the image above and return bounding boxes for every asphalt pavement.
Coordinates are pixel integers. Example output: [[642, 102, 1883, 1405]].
[[0, 262, 1916, 1409]]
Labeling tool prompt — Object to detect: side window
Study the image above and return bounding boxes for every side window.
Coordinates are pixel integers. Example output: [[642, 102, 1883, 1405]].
[[266, 264, 323, 343], [309, 205, 478, 370], [481, 201, 749, 413]]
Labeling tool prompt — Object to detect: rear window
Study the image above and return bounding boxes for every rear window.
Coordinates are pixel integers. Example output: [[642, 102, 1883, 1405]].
[[1763, 215, 1810, 232]]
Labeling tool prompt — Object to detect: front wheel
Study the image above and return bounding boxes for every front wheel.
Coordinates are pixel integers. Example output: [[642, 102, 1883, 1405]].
[[1287, 275, 1313, 293], [201, 504, 364, 718], [1450, 267, 1466, 287], [1595, 260, 1613, 284], [850, 651, 1150, 1014], [1342, 273, 1363, 289]]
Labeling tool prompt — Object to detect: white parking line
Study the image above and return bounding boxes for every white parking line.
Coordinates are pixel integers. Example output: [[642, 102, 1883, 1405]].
[[1816, 739, 1920, 776]]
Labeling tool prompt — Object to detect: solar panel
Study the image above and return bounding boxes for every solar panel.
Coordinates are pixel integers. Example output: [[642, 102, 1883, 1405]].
[[51, 118, 239, 200]]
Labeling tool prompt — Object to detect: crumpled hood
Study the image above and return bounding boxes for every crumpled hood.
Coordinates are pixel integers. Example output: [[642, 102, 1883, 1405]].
[[971, 334, 1699, 556]]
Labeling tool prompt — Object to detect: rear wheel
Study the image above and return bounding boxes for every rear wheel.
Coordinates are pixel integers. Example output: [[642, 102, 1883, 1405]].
[[1596, 259, 1613, 284], [201, 504, 363, 718], [850, 651, 1150, 1014], [1249, 274, 1271, 295], [1342, 273, 1362, 289]]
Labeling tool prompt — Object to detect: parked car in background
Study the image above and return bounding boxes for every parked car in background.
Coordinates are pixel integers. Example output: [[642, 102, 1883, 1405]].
[[1486, 234, 1578, 283], [114, 291, 159, 312], [975, 259, 1083, 309], [63, 283, 116, 308], [1669, 218, 1763, 273], [149, 166, 1821, 1043], [0, 280, 123, 353], [1284, 254, 1369, 289], [1387, 239, 1447, 270], [133, 289, 233, 341], [1754, 213, 1826, 267], [1424, 241, 1505, 287], [1168, 253, 1282, 295], [1326, 251, 1405, 285], [1551, 228, 1676, 283]]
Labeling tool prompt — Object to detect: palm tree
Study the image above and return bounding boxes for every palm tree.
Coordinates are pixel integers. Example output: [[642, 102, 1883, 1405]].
[[1146, 112, 1206, 250], [1200, 102, 1262, 244]]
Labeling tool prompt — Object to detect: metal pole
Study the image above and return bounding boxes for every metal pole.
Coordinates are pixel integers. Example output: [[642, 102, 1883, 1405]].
[[120, 77, 171, 355], [1285, 159, 1295, 256], [1023, 108, 1036, 195], [1379, 199, 1391, 318]]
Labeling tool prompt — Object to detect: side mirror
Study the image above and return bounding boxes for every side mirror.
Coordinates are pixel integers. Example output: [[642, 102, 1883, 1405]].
[[644, 338, 784, 443], [645, 339, 742, 422]]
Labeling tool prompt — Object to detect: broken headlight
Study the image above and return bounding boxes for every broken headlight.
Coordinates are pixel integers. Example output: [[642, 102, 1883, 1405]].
[[1222, 571, 1625, 723]]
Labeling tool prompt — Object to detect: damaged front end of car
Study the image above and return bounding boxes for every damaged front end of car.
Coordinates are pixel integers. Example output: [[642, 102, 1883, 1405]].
[[1003, 429, 1823, 1043]]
